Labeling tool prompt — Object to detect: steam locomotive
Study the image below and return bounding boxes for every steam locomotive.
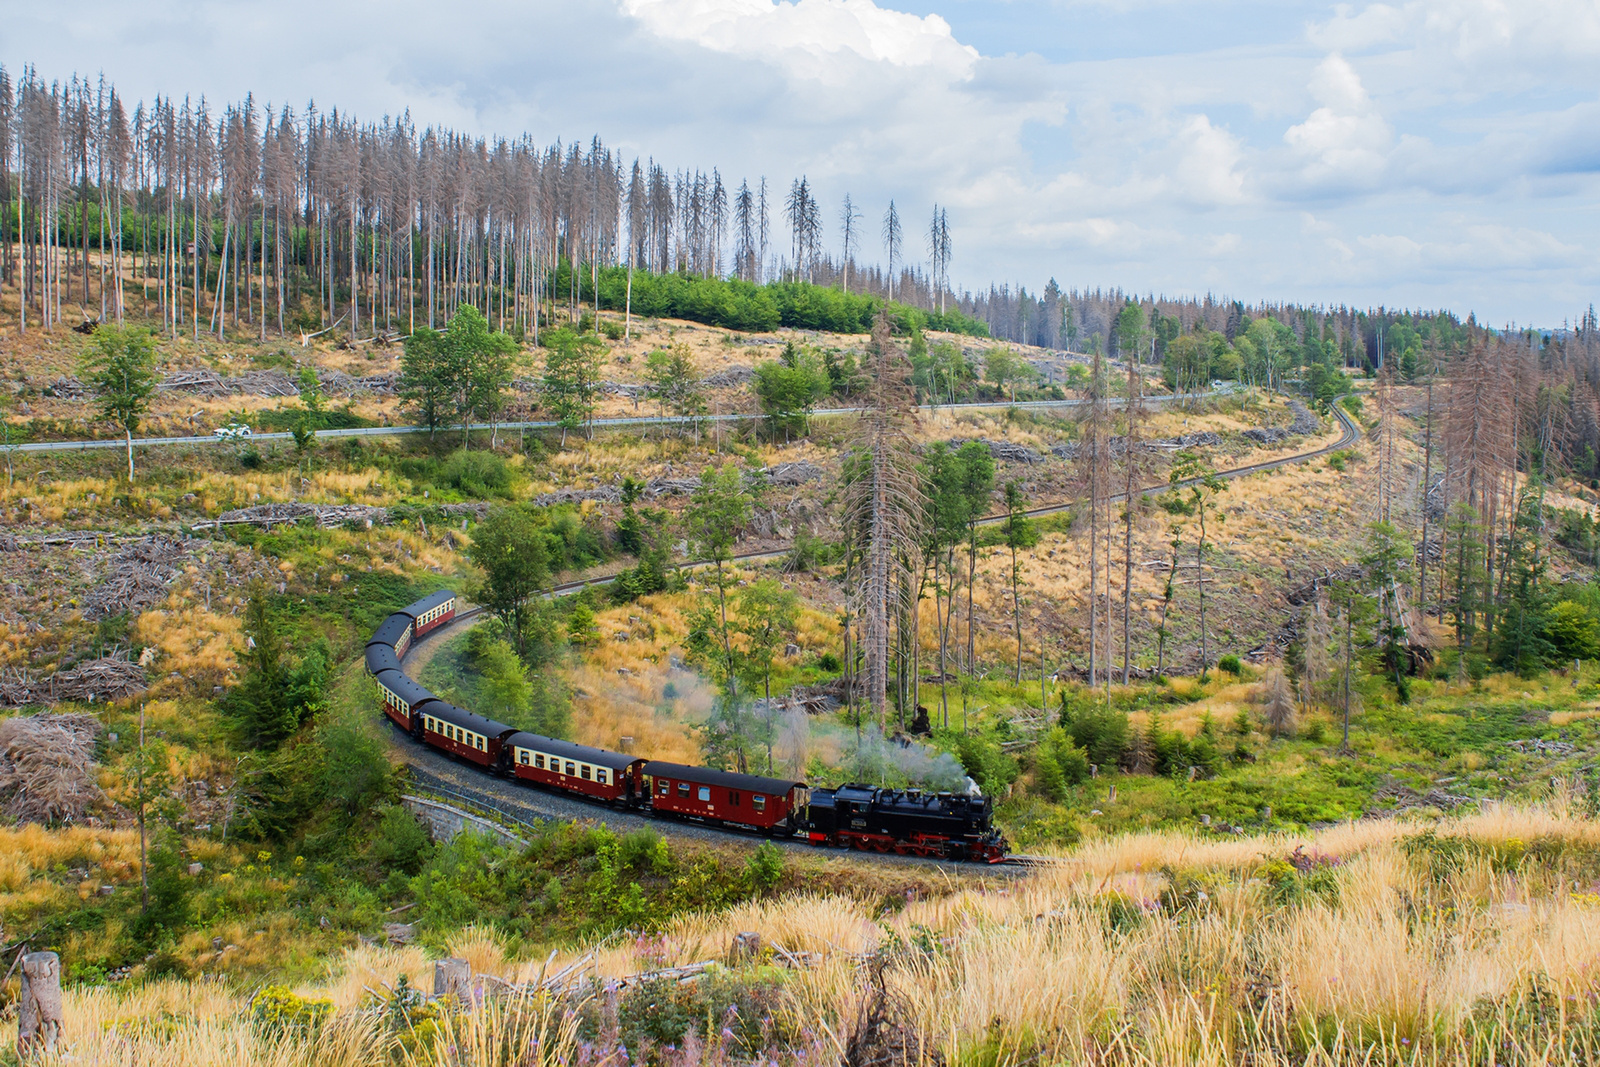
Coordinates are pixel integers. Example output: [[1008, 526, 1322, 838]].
[[367, 591, 1008, 862]]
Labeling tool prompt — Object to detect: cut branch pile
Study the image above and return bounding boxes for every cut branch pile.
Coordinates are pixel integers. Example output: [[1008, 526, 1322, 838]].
[[844, 954, 943, 1067], [319, 371, 396, 396], [531, 487, 623, 507], [158, 368, 300, 398], [82, 536, 191, 621], [1052, 430, 1222, 460], [1364, 775, 1472, 818], [1243, 400, 1320, 444], [202, 502, 389, 529], [703, 366, 755, 387], [0, 712, 105, 824], [949, 438, 1045, 465], [763, 461, 824, 486], [44, 376, 85, 399], [645, 477, 702, 497], [0, 656, 148, 708]]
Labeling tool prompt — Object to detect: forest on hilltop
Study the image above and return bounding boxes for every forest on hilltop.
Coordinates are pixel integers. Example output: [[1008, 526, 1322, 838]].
[[8, 64, 1592, 362]]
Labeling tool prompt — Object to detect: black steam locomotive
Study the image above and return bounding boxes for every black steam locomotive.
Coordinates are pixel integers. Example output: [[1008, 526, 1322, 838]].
[[805, 784, 1007, 862], [369, 591, 1008, 863]]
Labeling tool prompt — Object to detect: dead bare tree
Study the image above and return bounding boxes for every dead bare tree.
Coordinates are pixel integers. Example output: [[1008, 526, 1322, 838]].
[[842, 313, 924, 725]]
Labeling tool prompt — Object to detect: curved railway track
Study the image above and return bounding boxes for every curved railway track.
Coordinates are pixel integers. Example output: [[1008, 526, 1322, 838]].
[[547, 396, 1360, 594], [385, 399, 1357, 868]]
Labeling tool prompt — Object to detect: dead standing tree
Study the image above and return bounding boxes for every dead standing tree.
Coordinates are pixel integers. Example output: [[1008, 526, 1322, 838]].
[[1445, 335, 1515, 641], [842, 313, 923, 727], [1079, 347, 1112, 689]]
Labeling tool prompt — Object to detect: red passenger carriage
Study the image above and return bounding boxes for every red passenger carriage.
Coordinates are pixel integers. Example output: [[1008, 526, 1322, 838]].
[[642, 761, 806, 834]]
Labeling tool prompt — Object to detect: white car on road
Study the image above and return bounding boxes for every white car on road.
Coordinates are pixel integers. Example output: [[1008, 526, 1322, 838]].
[[213, 423, 253, 440]]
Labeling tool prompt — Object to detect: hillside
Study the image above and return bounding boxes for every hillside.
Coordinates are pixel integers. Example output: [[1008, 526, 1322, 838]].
[[5, 297, 1600, 1066]]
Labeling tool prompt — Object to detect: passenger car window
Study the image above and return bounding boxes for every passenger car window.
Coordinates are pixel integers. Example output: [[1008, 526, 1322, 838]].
[[697, 786, 711, 802], [677, 782, 690, 797], [753, 795, 767, 812]]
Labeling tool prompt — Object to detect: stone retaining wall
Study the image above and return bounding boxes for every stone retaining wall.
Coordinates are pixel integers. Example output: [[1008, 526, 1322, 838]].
[[401, 794, 528, 848]]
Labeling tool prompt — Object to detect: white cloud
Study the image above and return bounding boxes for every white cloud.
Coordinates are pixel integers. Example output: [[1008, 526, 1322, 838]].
[[620, 0, 979, 82], [1281, 54, 1394, 194], [8, 0, 1600, 324]]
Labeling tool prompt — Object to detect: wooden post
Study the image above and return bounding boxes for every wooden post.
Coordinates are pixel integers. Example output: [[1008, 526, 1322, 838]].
[[433, 958, 472, 1002], [18, 951, 63, 1057]]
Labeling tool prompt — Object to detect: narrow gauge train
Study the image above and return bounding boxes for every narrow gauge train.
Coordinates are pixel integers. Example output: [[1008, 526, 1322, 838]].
[[367, 592, 1008, 862]]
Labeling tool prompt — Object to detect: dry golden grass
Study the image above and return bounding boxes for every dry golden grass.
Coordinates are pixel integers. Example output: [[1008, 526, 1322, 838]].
[[12, 801, 1600, 1065]]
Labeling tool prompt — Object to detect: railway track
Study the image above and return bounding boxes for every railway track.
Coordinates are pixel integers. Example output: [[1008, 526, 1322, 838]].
[[546, 396, 1359, 595], [382, 398, 1358, 867], [385, 626, 1028, 873], [15, 389, 1211, 454]]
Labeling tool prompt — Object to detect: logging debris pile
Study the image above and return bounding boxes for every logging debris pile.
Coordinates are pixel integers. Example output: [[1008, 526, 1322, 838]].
[[154, 368, 394, 399], [949, 438, 1046, 465], [205, 502, 389, 529], [1364, 775, 1472, 818], [318, 371, 396, 396], [81, 536, 191, 621], [704, 366, 756, 387], [158, 368, 300, 398], [1242, 400, 1320, 444], [0, 656, 148, 708], [0, 712, 105, 825], [201, 500, 490, 529], [1051, 431, 1223, 460], [43, 376, 85, 399]]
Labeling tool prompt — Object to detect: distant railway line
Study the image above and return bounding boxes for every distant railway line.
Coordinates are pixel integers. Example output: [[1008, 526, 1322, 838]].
[[14, 390, 1212, 454]]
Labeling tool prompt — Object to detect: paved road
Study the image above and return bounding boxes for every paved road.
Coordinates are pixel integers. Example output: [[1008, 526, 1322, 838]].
[[12, 390, 1216, 454]]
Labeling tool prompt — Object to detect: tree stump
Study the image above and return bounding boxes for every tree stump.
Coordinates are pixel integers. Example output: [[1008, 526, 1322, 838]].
[[728, 931, 762, 965], [434, 958, 472, 1002], [18, 951, 63, 1057]]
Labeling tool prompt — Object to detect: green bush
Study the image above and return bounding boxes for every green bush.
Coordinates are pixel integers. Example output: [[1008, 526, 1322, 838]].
[[368, 805, 433, 876], [436, 449, 514, 498], [744, 841, 784, 891], [1059, 697, 1132, 769], [1217, 654, 1242, 675], [1546, 600, 1600, 661]]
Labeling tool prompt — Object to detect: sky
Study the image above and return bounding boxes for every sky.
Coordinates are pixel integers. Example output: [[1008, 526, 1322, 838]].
[[6, 0, 1599, 327]]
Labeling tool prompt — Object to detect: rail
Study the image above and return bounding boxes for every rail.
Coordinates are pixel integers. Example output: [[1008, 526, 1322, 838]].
[[403, 770, 551, 840], [13, 389, 1216, 454]]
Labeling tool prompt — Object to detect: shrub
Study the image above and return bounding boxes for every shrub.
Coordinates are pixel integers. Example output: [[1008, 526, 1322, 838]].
[[437, 449, 514, 498], [1218, 654, 1242, 675], [952, 733, 1018, 793], [1059, 698, 1132, 769], [744, 841, 784, 891], [368, 805, 433, 876], [251, 985, 333, 1036], [1546, 600, 1600, 661], [1031, 727, 1092, 801]]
